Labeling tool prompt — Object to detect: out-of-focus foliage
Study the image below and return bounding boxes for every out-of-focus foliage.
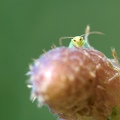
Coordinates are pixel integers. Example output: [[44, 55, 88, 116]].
[[107, 107, 120, 120]]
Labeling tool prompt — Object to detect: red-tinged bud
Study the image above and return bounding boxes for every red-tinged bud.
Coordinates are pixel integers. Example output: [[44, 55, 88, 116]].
[[27, 47, 120, 120]]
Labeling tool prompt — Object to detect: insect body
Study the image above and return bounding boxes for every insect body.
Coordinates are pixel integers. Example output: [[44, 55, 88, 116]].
[[59, 26, 104, 49], [68, 36, 85, 48]]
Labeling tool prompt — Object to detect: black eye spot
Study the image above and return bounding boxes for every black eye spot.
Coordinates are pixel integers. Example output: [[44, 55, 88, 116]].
[[80, 38, 82, 41], [74, 40, 76, 42]]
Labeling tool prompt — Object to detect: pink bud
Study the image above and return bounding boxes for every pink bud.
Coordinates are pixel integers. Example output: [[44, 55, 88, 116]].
[[27, 47, 120, 120]]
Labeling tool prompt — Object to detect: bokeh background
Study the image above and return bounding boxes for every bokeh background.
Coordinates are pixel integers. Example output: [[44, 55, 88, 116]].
[[1, 0, 120, 120]]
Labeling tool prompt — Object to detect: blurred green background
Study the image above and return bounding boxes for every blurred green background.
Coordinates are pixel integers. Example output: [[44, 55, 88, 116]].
[[1, 0, 120, 120]]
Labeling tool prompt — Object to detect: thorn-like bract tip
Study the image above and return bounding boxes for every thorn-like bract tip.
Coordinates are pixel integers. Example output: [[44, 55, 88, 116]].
[[42, 49, 47, 53]]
